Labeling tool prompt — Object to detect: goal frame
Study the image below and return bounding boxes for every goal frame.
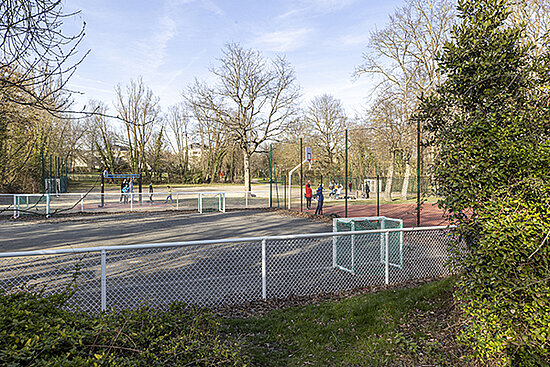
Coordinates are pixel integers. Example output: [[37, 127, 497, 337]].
[[332, 216, 404, 274]]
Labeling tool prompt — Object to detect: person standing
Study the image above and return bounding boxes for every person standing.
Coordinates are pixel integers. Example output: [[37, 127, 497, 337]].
[[165, 185, 173, 204], [305, 181, 313, 209], [119, 179, 126, 203], [365, 180, 370, 199], [122, 184, 129, 204], [129, 179, 134, 203], [315, 184, 324, 215], [149, 182, 154, 203]]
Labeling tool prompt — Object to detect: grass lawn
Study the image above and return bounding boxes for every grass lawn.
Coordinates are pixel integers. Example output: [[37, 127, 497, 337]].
[[223, 277, 470, 366]]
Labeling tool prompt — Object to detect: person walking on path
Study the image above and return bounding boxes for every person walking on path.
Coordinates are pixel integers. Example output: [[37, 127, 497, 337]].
[[165, 185, 173, 204], [305, 181, 313, 209], [149, 182, 154, 203], [315, 183, 324, 215], [119, 179, 127, 203]]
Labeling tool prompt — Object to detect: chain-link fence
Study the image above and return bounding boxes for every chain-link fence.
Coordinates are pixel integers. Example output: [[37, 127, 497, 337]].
[[0, 226, 458, 312]]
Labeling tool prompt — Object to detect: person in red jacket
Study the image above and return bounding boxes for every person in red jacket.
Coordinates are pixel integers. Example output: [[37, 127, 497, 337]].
[[305, 181, 313, 209]]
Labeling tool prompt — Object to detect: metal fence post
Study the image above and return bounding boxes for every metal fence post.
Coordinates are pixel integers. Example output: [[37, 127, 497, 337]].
[[176, 192, 179, 210], [262, 238, 267, 301], [351, 222, 355, 273], [198, 193, 202, 213], [245, 192, 248, 209], [385, 231, 390, 285], [46, 194, 50, 216], [332, 219, 337, 268], [101, 249, 107, 311], [13, 195, 17, 218], [80, 194, 84, 213], [222, 193, 226, 213]]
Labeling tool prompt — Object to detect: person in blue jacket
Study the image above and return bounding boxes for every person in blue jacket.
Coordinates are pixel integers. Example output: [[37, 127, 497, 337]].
[[315, 183, 324, 215]]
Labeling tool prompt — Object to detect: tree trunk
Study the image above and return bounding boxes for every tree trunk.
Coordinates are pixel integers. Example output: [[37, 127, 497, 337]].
[[384, 153, 394, 202], [401, 156, 412, 201], [243, 151, 251, 192]]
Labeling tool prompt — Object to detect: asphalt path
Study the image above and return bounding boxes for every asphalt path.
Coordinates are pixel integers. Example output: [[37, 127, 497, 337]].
[[0, 210, 332, 252]]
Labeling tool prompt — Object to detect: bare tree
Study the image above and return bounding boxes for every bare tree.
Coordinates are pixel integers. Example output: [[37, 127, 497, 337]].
[[186, 43, 300, 192], [509, 0, 550, 55], [83, 100, 121, 172], [367, 94, 410, 202], [165, 103, 191, 182], [184, 84, 231, 183], [304, 94, 347, 172], [1, 0, 87, 112], [115, 78, 161, 174], [355, 0, 455, 200]]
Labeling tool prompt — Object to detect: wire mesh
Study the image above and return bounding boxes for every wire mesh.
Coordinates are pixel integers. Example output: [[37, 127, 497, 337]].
[[0, 227, 457, 312], [0, 252, 102, 312]]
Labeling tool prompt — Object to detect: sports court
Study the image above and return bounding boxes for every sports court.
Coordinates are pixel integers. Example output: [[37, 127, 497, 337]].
[[0, 208, 454, 312]]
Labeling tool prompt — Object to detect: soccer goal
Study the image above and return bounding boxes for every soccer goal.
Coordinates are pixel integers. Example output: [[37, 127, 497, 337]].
[[198, 192, 225, 213], [13, 194, 51, 218], [333, 216, 403, 275]]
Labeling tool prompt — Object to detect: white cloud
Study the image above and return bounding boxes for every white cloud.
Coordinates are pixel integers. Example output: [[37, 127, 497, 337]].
[[142, 14, 177, 69], [251, 28, 313, 52]]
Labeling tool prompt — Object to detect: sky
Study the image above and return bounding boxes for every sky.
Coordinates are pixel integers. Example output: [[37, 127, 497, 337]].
[[64, 0, 404, 117]]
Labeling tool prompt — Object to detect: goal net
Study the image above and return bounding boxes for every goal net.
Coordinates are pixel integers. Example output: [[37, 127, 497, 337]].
[[333, 216, 403, 275], [198, 192, 225, 213]]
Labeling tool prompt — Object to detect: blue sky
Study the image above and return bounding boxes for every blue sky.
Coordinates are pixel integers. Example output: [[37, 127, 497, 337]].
[[65, 0, 404, 116]]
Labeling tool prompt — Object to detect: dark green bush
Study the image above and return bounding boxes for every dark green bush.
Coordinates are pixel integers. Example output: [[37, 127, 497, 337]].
[[0, 289, 246, 366], [417, 0, 550, 364], [454, 182, 550, 365]]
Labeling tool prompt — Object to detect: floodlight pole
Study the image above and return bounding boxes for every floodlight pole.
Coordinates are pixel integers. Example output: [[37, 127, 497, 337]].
[[269, 144, 273, 208], [417, 115, 421, 227], [300, 138, 303, 212], [100, 172, 105, 207], [376, 164, 380, 217], [345, 129, 348, 218]]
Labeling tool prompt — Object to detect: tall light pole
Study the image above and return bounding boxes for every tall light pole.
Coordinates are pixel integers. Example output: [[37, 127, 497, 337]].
[[416, 115, 421, 227], [300, 137, 303, 212], [345, 129, 348, 218]]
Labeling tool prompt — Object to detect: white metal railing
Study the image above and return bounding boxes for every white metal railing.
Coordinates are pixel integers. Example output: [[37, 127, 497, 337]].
[[0, 226, 457, 312], [0, 191, 272, 217]]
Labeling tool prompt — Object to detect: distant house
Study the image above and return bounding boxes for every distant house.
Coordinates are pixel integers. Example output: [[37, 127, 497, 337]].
[[71, 144, 131, 172], [186, 143, 206, 168]]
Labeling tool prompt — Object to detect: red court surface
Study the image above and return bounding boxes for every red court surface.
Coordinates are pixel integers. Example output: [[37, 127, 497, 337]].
[[295, 202, 448, 227]]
